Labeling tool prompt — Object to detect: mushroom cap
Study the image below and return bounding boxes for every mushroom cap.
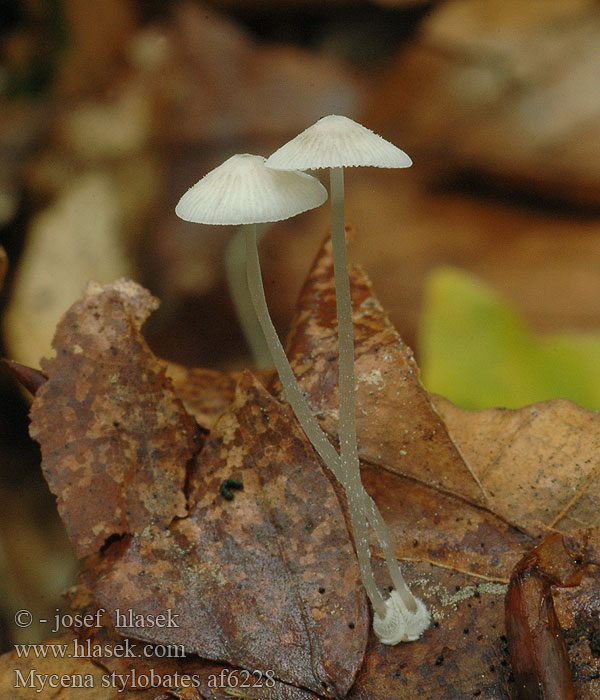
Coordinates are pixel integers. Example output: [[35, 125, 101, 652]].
[[175, 153, 327, 225], [265, 115, 412, 171]]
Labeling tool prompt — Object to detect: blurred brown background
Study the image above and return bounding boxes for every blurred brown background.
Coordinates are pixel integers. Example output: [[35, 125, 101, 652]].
[[1, 0, 600, 648]]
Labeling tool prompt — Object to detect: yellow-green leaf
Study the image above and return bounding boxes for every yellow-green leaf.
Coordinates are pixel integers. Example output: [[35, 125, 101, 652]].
[[419, 267, 600, 410]]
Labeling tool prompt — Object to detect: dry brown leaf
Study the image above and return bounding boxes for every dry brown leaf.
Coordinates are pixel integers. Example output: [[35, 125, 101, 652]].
[[504, 532, 587, 699], [347, 556, 600, 699], [69, 557, 600, 700], [29, 279, 198, 558], [165, 365, 274, 433], [165, 364, 238, 432], [433, 396, 600, 536], [83, 372, 368, 699], [6, 235, 600, 698], [361, 464, 530, 582], [348, 560, 512, 699], [68, 583, 321, 700]]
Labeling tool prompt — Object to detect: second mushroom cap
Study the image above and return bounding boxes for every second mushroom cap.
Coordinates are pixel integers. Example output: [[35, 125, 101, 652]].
[[265, 115, 412, 171], [175, 153, 328, 225]]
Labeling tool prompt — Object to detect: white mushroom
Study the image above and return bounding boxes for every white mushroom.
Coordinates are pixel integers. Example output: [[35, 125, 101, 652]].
[[179, 154, 349, 440], [176, 153, 328, 370], [177, 157, 354, 465], [177, 154, 395, 622], [176, 155, 333, 440], [266, 116, 429, 640], [175, 153, 327, 226], [176, 151, 428, 644]]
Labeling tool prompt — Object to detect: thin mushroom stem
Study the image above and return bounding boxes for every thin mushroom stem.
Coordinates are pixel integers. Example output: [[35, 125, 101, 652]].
[[345, 472, 387, 618], [225, 224, 272, 368], [329, 167, 358, 463], [244, 224, 342, 473], [363, 493, 417, 612], [329, 168, 419, 615], [245, 220, 424, 629], [244, 223, 386, 618]]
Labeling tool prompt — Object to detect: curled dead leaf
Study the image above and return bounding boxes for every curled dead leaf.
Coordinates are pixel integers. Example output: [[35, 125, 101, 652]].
[[505, 532, 584, 700], [0, 358, 48, 396], [29, 279, 199, 558]]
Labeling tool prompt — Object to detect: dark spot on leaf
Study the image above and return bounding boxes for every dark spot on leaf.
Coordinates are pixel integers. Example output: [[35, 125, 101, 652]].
[[219, 478, 244, 501]]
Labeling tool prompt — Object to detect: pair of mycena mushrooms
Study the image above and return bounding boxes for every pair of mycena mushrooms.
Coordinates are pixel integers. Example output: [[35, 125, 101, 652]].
[[176, 115, 430, 645]]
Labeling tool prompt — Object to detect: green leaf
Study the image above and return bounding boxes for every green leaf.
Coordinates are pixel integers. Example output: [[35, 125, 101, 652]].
[[418, 267, 600, 410]]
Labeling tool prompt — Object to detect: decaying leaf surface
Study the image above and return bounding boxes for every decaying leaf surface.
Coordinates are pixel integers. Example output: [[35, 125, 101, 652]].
[[29, 279, 198, 558], [347, 560, 513, 700], [164, 364, 276, 433], [347, 557, 600, 700], [165, 364, 239, 432], [284, 237, 486, 507], [71, 561, 598, 700], [63, 585, 200, 700], [361, 463, 531, 582], [69, 583, 322, 700], [555, 567, 600, 700], [433, 396, 600, 536], [7, 237, 600, 699], [84, 372, 369, 699]]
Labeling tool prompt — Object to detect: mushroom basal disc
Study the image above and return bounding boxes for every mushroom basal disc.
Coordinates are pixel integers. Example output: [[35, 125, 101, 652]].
[[265, 115, 412, 171], [175, 154, 327, 225]]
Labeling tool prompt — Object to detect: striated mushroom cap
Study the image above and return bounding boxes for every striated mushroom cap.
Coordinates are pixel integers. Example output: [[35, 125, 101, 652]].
[[175, 153, 327, 225], [265, 115, 412, 171]]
